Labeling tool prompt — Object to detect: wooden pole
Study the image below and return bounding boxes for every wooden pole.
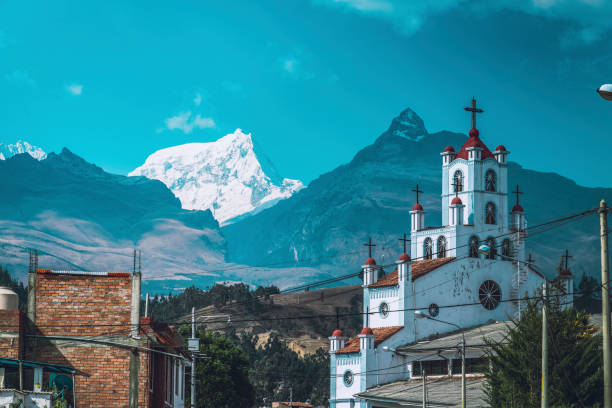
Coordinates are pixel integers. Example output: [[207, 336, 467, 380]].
[[541, 283, 548, 408]]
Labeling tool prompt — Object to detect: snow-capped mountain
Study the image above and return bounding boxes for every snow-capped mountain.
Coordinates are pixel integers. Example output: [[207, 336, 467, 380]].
[[0, 141, 46, 161], [129, 129, 304, 224]]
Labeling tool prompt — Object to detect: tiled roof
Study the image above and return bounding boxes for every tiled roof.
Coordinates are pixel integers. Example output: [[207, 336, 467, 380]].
[[455, 131, 495, 161], [335, 326, 403, 354], [141, 317, 190, 358], [412, 257, 455, 280], [368, 258, 456, 288], [369, 269, 398, 288]]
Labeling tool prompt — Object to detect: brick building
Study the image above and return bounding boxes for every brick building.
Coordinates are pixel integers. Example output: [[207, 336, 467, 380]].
[[0, 256, 189, 408]]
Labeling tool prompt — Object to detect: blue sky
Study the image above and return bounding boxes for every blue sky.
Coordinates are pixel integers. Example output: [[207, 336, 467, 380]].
[[0, 0, 610, 187]]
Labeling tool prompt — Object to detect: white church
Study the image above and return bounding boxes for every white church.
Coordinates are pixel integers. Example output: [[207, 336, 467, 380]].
[[328, 100, 572, 407]]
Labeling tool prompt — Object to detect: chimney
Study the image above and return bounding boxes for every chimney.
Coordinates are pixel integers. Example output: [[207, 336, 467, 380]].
[[130, 250, 141, 338]]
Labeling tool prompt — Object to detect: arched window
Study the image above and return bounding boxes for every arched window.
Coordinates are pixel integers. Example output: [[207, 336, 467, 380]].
[[501, 239, 511, 259], [486, 202, 496, 224], [437, 236, 447, 258], [469, 236, 479, 258], [486, 237, 496, 260], [453, 170, 464, 193], [423, 238, 433, 260], [485, 170, 497, 192]]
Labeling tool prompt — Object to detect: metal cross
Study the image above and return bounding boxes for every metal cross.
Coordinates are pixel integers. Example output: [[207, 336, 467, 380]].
[[412, 184, 423, 204], [512, 184, 523, 205], [398, 233, 410, 253], [451, 180, 461, 197], [464, 97, 484, 129], [562, 249, 573, 271], [364, 237, 376, 258]]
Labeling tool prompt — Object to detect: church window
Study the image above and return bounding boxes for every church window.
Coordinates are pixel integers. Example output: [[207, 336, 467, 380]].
[[485, 202, 496, 224], [485, 170, 497, 192], [501, 239, 511, 259], [343, 370, 354, 387], [486, 237, 496, 260], [453, 170, 464, 193], [423, 238, 433, 260], [479, 280, 501, 310], [437, 236, 447, 258], [428, 303, 439, 317], [469, 236, 479, 258], [379, 302, 390, 318]]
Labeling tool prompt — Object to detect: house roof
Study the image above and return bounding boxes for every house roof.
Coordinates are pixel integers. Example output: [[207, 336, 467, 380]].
[[368, 258, 456, 288], [335, 326, 403, 355], [140, 317, 190, 358], [355, 377, 487, 407], [396, 320, 513, 358]]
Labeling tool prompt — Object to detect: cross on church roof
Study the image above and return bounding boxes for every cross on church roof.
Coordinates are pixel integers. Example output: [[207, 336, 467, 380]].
[[398, 233, 410, 254], [364, 237, 376, 258], [562, 249, 573, 271], [512, 184, 523, 205], [464, 97, 484, 130], [412, 184, 423, 204]]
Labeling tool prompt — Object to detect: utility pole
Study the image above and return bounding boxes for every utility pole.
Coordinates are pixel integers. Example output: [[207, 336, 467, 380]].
[[190, 307, 198, 408], [289, 386, 293, 408], [601, 200, 611, 408], [421, 361, 427, 408], [461, 334, 466, 408], [541, 283, 548, 408]]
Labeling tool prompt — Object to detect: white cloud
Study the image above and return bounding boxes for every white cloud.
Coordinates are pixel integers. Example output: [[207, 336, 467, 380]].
[[164, 111, 215, 134], [4, 70, 35, 88], [279, 53, 316, 80], [315, 0, 612, 43], [66, 84, 83, 96], [194, 93, 202, 106]]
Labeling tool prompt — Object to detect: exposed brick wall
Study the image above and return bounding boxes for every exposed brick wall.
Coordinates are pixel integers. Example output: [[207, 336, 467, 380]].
[[34, 272, 131, 336], [0, 309, 24, 359], [36, 344, 132, 407]]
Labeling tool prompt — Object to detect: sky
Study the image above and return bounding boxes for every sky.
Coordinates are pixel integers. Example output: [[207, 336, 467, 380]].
[[0, 0, 610, 187]]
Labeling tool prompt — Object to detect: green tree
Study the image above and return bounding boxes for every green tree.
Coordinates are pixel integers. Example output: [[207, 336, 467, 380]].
[[190, 330, 255, 408], [485, 297, 602, 407]]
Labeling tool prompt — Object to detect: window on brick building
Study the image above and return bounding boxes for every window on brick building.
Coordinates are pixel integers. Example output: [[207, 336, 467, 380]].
[[165, 356, 174, 405]]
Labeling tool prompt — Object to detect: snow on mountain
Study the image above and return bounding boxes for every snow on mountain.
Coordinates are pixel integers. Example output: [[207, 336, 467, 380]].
[[0, 141, 47, 161], [129, 129, 304, 224]]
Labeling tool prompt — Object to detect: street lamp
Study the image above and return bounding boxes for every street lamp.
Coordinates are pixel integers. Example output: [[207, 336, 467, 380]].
[[598, 84, 612, 101], [415, 310, 466, 408]]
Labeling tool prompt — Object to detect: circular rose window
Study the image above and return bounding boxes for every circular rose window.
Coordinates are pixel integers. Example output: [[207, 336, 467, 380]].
[[428, 303, 439, 317], [479, 280, 501, 310], [379, 302, 390, 318], [343, 370, 354, 387]]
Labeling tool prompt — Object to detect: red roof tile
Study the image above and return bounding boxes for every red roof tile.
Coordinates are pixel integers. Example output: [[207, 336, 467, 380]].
[[412, 257, 456, 280], [335, 326, 403, 354], [455, 130, 494, 161], [368, 258, 455, 288], [369, 269, 398, 288]]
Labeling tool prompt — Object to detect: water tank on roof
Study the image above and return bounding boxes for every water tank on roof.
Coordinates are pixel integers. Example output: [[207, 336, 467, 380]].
[[0, 286, 19, 310]]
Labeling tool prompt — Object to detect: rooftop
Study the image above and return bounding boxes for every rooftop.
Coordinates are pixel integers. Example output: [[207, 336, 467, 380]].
[[335, 326, 403, 355], [368, 258, 456, 288], [356, 376, 487, 407]]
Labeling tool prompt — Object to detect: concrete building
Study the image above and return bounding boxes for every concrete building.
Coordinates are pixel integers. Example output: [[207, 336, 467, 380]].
[[328, 100, 555, 408]]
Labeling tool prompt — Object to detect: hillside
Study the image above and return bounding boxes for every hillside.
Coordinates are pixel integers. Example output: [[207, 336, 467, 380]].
[[180, 285, 363, 356]]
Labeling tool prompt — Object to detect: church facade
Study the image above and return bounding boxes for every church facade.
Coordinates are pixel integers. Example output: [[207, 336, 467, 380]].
[[328, 100, 554, 408]]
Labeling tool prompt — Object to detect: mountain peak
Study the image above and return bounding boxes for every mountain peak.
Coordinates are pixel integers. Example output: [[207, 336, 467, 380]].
[[380, 108, 428, 142], [0, 140, 47, 161], [129, 130, 303, 223]]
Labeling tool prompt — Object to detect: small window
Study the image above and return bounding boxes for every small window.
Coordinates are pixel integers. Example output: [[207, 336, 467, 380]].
[[501, 239, 511, 259], [423, 238, 433, 260], [485, 170, 497, 192], [486, 237, 496, 260], [428, 303, 439, 317], [343, 370, 354, 387], [379, 302, 390, 318], [453, 170, 464, 193], [469, 236, 479, 258], [486, 202, 496, 225], [437, 236, 447, 258]]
